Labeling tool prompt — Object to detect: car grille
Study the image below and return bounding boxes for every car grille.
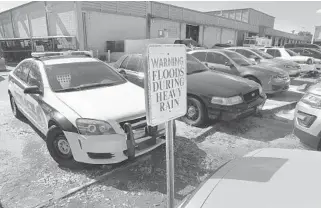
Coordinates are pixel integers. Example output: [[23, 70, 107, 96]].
[[119, 117, 146, 129], [243, 89, 260, 103]]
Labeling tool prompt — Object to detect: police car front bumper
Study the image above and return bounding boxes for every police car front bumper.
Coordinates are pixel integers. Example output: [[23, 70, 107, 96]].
[[64, 123, 166, 164]]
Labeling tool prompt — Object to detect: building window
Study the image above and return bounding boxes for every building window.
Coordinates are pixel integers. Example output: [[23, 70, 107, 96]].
[[229, 11, 235, 19], [241, 9, 249, 23], [235, 10, 242, 21]]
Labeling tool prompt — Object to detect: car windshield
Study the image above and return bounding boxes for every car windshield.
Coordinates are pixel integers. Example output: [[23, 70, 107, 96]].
[[45, 61, 126, 92], [221, 50, 252, 66], [250, 48, 274, 59], [285, 49, 299, 56], [186, 54, 209, 75]]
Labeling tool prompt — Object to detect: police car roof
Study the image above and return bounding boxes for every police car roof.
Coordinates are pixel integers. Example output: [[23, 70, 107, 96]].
[[39, 56, 99, 65]]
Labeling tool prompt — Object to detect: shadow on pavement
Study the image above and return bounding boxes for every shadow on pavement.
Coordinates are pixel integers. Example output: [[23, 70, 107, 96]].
[[0, 76, 4, 82], [268, 90, 303, 103], [91, 136, 211, 201]]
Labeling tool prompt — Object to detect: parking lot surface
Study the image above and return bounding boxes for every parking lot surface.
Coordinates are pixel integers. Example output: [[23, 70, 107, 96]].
[[0, 71, 311, 208]]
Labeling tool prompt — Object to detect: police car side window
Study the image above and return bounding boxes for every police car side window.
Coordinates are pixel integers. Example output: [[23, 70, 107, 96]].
[[14, 62, 30, 83], [27, 62, 43, 90]]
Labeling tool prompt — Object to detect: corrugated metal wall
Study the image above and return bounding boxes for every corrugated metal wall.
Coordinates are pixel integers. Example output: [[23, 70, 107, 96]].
[[47, 2, 77, 36], [203, 26, 221, 48], [28, 2, 47, 37], [0, 12, 14, 38], [248, 9, 274, 28], [81, 1, 147, 17]]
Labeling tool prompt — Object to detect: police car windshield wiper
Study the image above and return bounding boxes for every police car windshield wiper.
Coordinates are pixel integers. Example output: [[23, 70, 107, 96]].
[[55, 82, 116, 92], [187, 69, 207, 75]]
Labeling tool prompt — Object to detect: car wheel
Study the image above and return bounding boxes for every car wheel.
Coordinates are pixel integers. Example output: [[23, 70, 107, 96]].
[[181, 97, 207, 127], [46, 125, 83, 169], [10, 95, 24, 119], [245, 76, 261, 86]]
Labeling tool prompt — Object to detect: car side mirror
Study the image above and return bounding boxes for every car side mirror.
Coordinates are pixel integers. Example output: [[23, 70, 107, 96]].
[[24, 85, 42, 95], [119, 69, 126, 75], [225, 62, 233, 67]]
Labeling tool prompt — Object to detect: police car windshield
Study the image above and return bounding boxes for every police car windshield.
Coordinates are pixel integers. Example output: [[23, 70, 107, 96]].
[[45, 61, 126, 92]]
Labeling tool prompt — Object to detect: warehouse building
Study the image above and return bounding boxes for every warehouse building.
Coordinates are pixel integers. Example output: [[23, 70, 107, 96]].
[[0, 1, 310, 62]]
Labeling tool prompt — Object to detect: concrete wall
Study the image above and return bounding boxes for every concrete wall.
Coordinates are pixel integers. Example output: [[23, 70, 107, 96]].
[[84, 12, 146, 54], [150, 18, 180, 39], [203, 26, 221, 48]]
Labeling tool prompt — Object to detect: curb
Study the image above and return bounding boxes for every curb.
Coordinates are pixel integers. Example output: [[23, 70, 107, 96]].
[[261, 101, 298, 115], [33, 154, 152, 208]]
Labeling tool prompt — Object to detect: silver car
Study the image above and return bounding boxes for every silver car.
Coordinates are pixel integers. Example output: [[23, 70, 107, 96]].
[[227, 47, 301, 77]]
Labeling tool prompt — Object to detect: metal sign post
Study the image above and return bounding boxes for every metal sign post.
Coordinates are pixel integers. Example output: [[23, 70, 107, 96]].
[[166, 120, 175, 208], [144, 44, 187, 208]]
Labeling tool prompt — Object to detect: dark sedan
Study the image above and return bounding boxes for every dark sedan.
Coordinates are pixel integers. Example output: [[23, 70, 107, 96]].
[[113, 53, 266, 127], [189, 49, 290, 95]]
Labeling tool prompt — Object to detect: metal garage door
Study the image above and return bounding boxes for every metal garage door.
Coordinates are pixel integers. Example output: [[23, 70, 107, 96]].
[[221, 28, 236, 44], [203, 26, 221, 48], [150, 19, 180, 39]]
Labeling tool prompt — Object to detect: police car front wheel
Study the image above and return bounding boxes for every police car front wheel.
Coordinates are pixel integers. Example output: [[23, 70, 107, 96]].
[[46, 125, 81, 169], [10, 96, 23, 119]]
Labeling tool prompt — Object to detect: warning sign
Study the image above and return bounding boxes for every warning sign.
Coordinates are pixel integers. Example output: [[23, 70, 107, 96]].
[[144, 44, 187, 126]]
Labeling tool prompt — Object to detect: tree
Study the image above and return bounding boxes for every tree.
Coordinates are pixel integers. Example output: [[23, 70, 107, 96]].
[[298, 31, 313, 37]]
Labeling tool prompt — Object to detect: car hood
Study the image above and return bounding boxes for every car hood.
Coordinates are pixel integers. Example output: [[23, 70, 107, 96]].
[[183, 148, 321, 208], [246, 64, 286, 75], [54, 82, 146, 122], [187, 71, 259, 97], [307, 82, 321, 96], [277, 55, 311, 62]]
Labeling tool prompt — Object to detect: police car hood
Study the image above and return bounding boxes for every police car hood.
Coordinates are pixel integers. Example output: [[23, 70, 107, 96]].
[[182, 148, 321, 208], [55, 82, 146, 122]]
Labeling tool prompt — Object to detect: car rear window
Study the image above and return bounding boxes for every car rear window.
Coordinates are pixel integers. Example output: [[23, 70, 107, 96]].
[[45, 61, 126, 92]]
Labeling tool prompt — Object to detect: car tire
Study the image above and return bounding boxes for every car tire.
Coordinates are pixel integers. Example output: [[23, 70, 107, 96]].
[[10, 95, 24, 119], [46, 125, 84, 169], [245, 76, 261, 86], [181, 97, 207, 127]]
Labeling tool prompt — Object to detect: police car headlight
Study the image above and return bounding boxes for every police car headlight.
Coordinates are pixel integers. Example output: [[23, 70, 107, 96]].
[[211, 95, 243, 106], [76, 118, 116, 135]]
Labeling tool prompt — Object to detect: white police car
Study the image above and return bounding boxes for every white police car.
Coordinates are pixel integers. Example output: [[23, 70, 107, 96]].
[[8, 51, 169, 168]]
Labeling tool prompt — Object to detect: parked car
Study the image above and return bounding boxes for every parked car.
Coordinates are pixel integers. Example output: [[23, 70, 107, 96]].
[[289, 48, 321, 70], [211, 43, 235, 49], [227, 47, 301, 77], [189, 49, 290, 95], [294, 82, 321, 150], [284, 43, 321, 50], [260, 47, 320, 71], [0, 55, 6, 71], [8, 51, 169, 168], [177, 148, 321, 208], [113, 53, 266, 127]]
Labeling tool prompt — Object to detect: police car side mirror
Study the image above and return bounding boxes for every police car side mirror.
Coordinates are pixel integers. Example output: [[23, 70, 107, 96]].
[[24, 85, 42, 95]]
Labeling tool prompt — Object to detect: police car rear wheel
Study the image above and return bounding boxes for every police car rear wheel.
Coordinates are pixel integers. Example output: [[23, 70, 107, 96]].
[[46, 125, 81, 169], [10, 96, 23, 119]]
